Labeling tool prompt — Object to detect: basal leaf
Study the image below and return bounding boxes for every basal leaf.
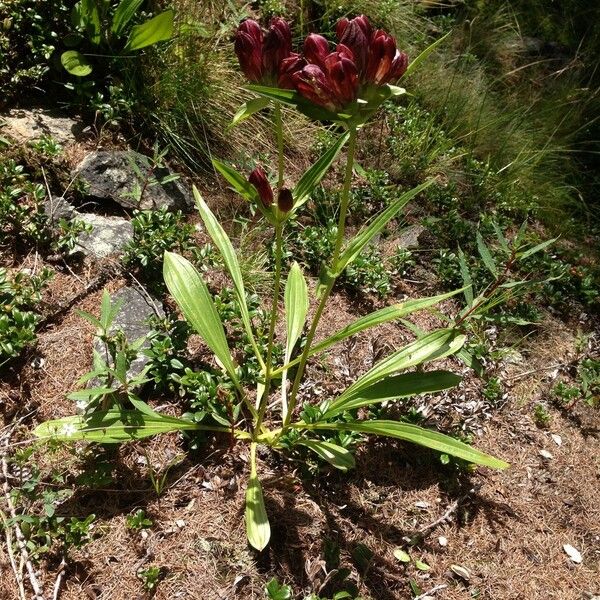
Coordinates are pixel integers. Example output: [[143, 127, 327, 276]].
[[61, 50, 93, 77], [246, 444, 270, 551], [111, 0, 144, 35], [125, 9, 173, 51]]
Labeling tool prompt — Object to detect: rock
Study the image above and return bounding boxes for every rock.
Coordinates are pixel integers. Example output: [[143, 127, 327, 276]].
[[75, 150, 192, 211], [75, 213, 133, 258], [44, 196, 77, 222], [93, 286, 165, 386], [395, 224, 427, 249], [563, 544, 582, 564], [1, 108, 84, 145]]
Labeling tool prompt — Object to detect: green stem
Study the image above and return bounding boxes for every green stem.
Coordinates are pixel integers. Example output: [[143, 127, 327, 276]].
[[255, 222, 284, 432], [281, 127, 358, 430], [275, 102, 284, 189]]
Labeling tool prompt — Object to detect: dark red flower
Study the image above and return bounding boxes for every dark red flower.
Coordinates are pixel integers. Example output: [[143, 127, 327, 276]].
[[234, 17, 294, 84], [263, 17, 293, 78], [336, 15, 371, 77], [366, 29, 408, 84], [234, 19, 263, 82], [248, 167, 273, 208], [303, 33, 330, 67], [278, 53, 306, 89], [277, 188, 294, 212]]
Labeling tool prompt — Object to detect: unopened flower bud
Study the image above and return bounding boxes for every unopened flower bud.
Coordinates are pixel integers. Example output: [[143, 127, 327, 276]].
[[277, 188, 294, 212], [234, 19, 264, 82], [248, 167, 273, 208]]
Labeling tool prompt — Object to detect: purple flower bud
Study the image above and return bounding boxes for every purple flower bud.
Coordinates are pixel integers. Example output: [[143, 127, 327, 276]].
[[234, 19, 264, 82], [303, 33, 330, 67], [277, 188, 294, 212], [263, 17, 293, 79], [293, 64, 339, 112], [248, 167, 273, 208], [278, 53, 306, 89], [336, 14, 371, 77], [324, 52, 359, 107], [366, 29, 406, 84]]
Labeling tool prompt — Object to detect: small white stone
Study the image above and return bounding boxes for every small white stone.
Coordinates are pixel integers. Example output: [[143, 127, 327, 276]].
[[539, 449, 553, 460], [563, 544, 582, 564], [175, 519, 186, 528], [551, 434, 562, 446], [438, 536, 448, 547]]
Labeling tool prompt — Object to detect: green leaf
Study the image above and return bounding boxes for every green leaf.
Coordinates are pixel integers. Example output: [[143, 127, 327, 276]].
[[307, 420, 509, 469], [212, 158, 259, 203], [247, 84, 339, 122], [265, 578, 292, 600], [339, 329, 466, 401], [163, 252, 238, 384], [61, 50, 93, 77], [476, 231, 498, 277], [74, 0, 101, 44], [517, 237, 557, 260], [193, 187, 261, 366], [111, 0, 144, 35], [297, 439, 355, 472], [292, 132, 350, 210], [125, 9, 173, 51], [33, 410, 201, 443], [394, 548, 411, 563], [67, 387, 117, 401], [336, 180, 433, 274], [282, 262, 309, 419], [246, 444, 270, 551], [323, 370, 461, 418], [309, 289, 465, 360], [457, 247, 473, 306], [230, 97, 270, 128], [415, 559, 430, 571], [403, 31, 451, 79], [492, 221, 510, 253]]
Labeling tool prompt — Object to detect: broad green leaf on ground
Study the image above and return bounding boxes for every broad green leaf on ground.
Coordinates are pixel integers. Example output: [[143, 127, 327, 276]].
[[61, 50, 93, 76], [306, 420, 509, 469], [297, 439, 356, 472], [125, 9, 173, 51], [163, 251, 238, 383], [323, 370, 461, 418]]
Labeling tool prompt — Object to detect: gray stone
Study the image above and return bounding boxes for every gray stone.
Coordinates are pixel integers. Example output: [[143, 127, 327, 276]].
[[92, 286, 165, 393], [75, 213, 133, 258], [395, 224, 427, 249], [75, 150, 192, 211], [44, 196, 77, 222], [1, 108, 84, 144]]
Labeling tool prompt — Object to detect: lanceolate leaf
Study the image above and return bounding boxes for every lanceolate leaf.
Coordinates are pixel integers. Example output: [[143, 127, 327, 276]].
[[163, 252, 238, 384], [339, 329, 466, 401], [61, 50, 93, 77], [293, 132, 350, 210], [282, 263, 309, 418], [193, 187, 262, 365], [336, 180, 433, 274], [111, 0, 144, 35], [517, 237, 557, 260], [246, 444, 270, 551], [402, 31, 451, 79], [33, 410, 209, 443], [231, 97, 270, 127], [306, 420, 509, 469], [125, 9, 174, 51], [308, 289, 464, 360], [297, 440, 355, 472], [212, 159, 259, 203], [476, 231, 498, 277], [457, 247, 473, 306], [323, 370, 462, 418]]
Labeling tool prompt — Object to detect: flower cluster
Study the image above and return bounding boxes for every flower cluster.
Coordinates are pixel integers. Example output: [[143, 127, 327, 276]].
[[248, 167, 293, 213], [235, 15, 409, 111]]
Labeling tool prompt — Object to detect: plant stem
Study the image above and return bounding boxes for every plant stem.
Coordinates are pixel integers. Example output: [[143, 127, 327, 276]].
[[254, 223, 284, 433], [281, 127, 358, 430], [275, 102, 284, 189]]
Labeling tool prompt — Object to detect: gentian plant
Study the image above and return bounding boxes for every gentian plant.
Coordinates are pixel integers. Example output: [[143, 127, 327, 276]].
[[35, 16, 506, 551]]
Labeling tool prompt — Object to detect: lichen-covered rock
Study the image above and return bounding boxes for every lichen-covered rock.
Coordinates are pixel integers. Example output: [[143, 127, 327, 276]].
[[75, 150, 192, 211], [1, 108, 84, 144], [75, 213, 133, 258]]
